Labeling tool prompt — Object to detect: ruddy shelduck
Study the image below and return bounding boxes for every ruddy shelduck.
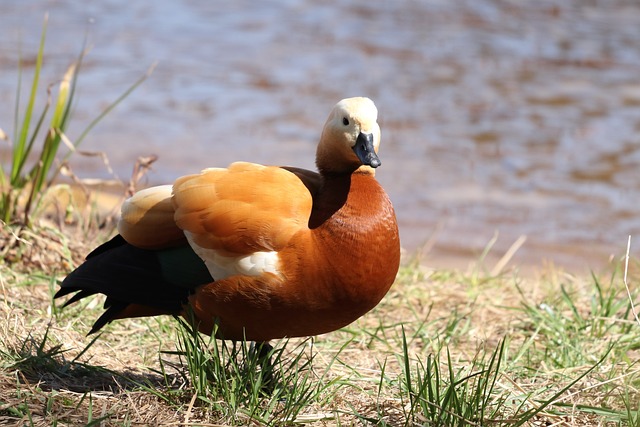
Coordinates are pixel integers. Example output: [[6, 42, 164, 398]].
[[56, 97, 401, 342]]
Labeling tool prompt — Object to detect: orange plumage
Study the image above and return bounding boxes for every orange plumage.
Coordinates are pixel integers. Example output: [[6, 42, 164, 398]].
[[57, 97, 401, 342]]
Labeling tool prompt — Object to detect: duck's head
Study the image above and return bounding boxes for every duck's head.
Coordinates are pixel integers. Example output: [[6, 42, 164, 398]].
[[316, 97, 382, 175]]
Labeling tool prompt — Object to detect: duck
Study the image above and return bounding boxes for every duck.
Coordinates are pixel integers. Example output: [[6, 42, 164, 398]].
[[56, 97, 401, 342]]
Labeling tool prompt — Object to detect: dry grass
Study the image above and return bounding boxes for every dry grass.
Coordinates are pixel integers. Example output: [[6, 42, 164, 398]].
[[0, 225, 639, 426]]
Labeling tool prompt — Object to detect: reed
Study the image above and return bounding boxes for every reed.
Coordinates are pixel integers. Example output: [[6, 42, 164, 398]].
[[0, 15, 149, 228]]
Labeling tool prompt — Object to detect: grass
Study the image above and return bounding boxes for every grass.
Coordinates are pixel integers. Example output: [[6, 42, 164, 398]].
[[1, 234, 638, 425], [163, 316, 343, 424], [0, 14, 151, 231], [1, 14, 82, 226]]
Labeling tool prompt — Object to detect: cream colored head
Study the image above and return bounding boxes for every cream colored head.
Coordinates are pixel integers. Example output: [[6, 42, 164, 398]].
[[316, 97, 382, 175]]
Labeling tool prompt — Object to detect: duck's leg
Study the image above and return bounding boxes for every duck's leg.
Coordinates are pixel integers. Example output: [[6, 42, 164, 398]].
[[249, 341, 275, 391], [254, 341, 274, 361]]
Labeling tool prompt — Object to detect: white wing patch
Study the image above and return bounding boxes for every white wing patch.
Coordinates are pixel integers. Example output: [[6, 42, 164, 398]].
[[185, 232, 281, 280]]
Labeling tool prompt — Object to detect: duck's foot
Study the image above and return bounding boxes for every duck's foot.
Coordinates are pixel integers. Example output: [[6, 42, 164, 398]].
[[250, 341, 276, 391]]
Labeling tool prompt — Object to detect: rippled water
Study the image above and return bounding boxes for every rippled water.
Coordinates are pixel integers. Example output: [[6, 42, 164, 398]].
[[2, 0, 640, 271]]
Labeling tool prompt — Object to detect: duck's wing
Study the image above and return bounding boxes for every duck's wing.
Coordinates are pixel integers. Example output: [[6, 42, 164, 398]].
[[118, 185, 187, 249], [172, 162, 316, 256]]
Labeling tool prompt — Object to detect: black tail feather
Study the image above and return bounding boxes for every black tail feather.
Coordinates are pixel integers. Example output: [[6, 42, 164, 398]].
[[60, 289, 98, 308], [85, 233, 128, 259], [88, 302, 128, 335], [56, 234, 213, 334]]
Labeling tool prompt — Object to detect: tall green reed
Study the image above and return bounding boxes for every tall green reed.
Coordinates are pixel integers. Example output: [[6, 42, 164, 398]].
[[0, 14, 150, 226]]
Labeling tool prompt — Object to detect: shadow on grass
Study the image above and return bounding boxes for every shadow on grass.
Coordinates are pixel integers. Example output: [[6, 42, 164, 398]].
[[0, 326, 181, 395], [0, 322, 338, 426]]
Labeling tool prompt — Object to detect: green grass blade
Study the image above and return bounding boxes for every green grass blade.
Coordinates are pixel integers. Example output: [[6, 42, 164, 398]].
[[481, 339, 504, 415], [31, 63, 76, 195], [11, 14, 47, 184], [400, 326, 416, 424], [512, 345, 613, 426], [19, 93, 50, 183], [70, 331, 103, 365], [63, 62, 156, 159], [12, 45, 22, 154]]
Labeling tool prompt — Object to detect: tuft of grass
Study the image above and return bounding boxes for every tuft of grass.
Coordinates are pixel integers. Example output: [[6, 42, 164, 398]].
[[1, 15, 78, 226], [0, 326, 67, 376], [0, 14, 151, 229], [164, 315, 344, 425], [516, 269, 639, 370], [329, 252, 640, 426], [397, 333, 510, 426], [348, 333, 610, 426]]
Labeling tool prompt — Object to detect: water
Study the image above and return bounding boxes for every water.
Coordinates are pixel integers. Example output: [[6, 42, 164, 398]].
[[2, 0, 640, 272]]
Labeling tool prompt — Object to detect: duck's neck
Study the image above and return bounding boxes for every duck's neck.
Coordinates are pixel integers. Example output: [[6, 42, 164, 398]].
[[309, 170, 400, 307], [308, 173, 352, 229], [310, 171, 397, 247]]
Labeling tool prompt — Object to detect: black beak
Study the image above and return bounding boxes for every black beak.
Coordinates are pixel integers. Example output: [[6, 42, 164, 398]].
[[353, 132, 381, 168]]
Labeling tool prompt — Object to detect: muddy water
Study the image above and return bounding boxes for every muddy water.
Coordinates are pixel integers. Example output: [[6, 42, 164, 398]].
[[2, 1, 640, 272]]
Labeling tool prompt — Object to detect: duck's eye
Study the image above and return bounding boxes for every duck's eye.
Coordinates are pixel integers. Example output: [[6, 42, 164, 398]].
[[342, 117, 350, 126]]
